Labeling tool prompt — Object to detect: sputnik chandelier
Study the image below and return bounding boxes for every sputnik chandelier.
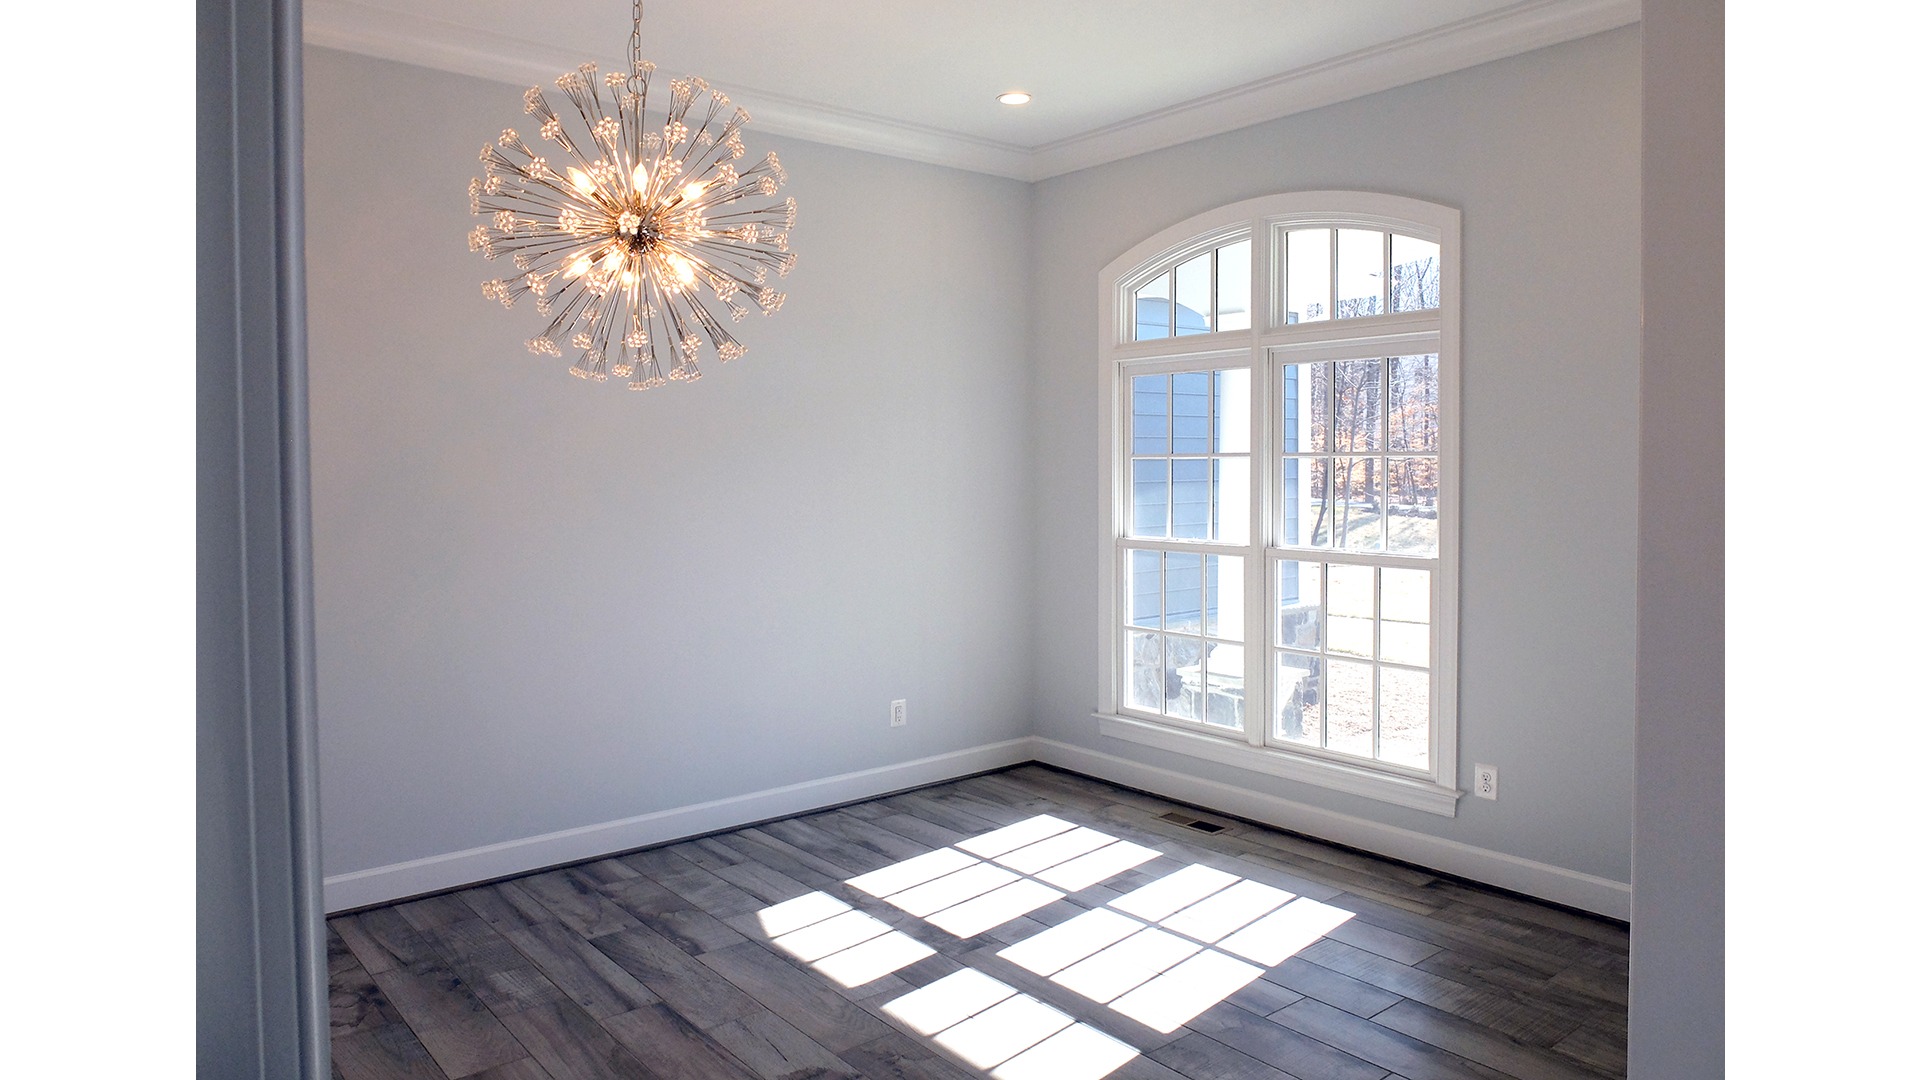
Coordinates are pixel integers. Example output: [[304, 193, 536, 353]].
[[468, 0, 795, 388]]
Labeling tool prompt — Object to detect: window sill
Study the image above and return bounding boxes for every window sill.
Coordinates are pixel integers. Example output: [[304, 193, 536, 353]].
[[1093, 712, 1463, 817]]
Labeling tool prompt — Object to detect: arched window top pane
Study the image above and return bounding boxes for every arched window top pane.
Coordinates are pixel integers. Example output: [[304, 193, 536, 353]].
[[1215, 239, 1251, 331], [1279, 224, 1441, 327], [1389, 234, 1440, 313], [1135, 273, 1171, 340], [1129, 235, 1251, 342]]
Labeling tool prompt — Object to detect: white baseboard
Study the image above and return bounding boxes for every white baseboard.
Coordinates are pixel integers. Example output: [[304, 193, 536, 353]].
[[322, 738, 1038, 912], [1030, 737, 1631, 921], [326, 734, 1630, 921]]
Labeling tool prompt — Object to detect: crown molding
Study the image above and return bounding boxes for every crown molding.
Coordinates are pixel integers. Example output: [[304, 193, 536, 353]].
[[301, 0, 1035, 178], [1027, 0, 1642, 180], [303, 0, 1640, 184]]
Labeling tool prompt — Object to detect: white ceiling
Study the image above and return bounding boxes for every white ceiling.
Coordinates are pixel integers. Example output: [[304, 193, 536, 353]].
[[305, 0, 1639, 180]]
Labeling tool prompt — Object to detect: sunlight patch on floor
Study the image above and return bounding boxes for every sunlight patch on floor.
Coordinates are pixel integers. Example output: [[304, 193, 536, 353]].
[[754, 890, 850, 937], [936, 994, 1074, 1069], [810, 929, 935, 987], [1051, 926, 1201, 1003], [1108, 948, 1265, 1032], [752, 810, 1359, 1080], [883, 968, 1015, 1035], [771, 908, 892, 963], [1108, 863, 1237, 920], [923, 878, 1063, 938], [888, 862, 1019, 917], [883, 969, 1141, 1080], [990, 1020, 1139, 1080], [1033, 839, 1159, 891], [1217, 896, 1355, 966], [846, 847, 977, 898], [999, 908, 1145, 977], [755, 891, 931, 987], [1160, 879, 1295, 943], [956, 815, 1077, 858], [995, 827, 1121, 874]]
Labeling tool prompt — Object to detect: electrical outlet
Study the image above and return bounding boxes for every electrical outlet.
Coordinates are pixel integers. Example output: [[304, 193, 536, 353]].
[[1473, 764, 1498, 800], [890, 699, 907, 727]]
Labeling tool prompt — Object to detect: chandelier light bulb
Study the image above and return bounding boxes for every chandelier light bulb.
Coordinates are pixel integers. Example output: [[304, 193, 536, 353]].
[[468, 0, 795, 388]]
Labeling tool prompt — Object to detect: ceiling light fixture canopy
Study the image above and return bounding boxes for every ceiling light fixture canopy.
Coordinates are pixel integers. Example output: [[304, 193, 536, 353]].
[[469, 0, 795, 389]]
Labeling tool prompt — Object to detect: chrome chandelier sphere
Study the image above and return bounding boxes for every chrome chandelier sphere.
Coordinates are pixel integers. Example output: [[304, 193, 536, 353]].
[[468, 1, 794, 389]]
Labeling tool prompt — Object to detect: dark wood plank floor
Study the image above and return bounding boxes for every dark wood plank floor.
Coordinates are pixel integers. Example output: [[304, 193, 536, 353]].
[[329, 765, 1627, 1080]]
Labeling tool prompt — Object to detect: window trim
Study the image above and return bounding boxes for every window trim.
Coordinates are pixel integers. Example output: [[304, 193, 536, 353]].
[[1095, 192, 1463, 816]]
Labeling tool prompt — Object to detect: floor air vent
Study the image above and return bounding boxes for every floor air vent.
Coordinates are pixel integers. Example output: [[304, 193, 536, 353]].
[[1159, 811, 1227, 834]]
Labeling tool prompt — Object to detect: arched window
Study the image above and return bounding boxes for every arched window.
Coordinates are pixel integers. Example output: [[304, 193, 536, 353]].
[[1096, 192, 1462, 814]]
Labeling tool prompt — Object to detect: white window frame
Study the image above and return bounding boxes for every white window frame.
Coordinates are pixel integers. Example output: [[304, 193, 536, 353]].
[[1095, 192, 1463, 816]]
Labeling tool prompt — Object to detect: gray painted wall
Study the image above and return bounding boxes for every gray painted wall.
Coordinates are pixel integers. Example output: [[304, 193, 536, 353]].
[[306, 28, 1645, 903], [1026, 28, 1642, 885], [305, 47, 1036, 881]]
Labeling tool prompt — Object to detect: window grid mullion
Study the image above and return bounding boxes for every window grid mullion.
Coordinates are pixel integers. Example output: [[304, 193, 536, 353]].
[[1157, 550, 1171, 716], [1379, 230, 1391, 315], [1207, 372, 1218, 540], [1326, 227, 1337, 323], [1121, 539, 1250, 559], [1198, 557, 1212, 724], [1209, 247, 1219, 330], [1377, 360, 1389, 478], [1272, 229, 1286, 333], [1246, 224, 1271, 749], [1267, 545, 1437, 572], [1161, 379, 1173, 536], [1373, 566, 1384, 762], [1274, 642, 1427, 674]]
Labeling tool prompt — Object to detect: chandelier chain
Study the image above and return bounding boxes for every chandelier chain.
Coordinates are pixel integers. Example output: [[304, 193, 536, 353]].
[[628, 0, 644, 85]]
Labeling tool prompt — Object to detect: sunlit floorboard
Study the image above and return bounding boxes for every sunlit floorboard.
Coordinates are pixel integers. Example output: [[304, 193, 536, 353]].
[[328, 764, 1628, 1080]]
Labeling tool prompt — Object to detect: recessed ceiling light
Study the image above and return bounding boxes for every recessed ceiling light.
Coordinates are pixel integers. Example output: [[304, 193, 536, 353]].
[[997, 91, 1032, 106]]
